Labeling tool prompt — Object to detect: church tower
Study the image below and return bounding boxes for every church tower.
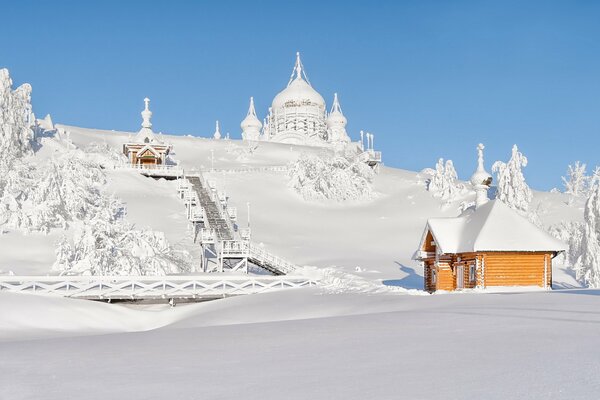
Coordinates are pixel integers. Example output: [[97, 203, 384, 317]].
[[326, 93, 350, 144]]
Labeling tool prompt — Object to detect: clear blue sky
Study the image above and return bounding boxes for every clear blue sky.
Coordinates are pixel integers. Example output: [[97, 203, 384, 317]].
[[1, 0, 599, 190]]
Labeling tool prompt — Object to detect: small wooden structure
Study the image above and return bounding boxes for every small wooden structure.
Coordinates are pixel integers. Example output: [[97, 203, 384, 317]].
[[414, 200, 566, 292], [123, 98, 172, 167], [414, 144, 566, 292]]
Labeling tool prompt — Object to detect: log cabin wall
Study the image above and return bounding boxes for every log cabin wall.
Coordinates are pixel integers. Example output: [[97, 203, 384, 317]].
[[480, 252, 552, 288]]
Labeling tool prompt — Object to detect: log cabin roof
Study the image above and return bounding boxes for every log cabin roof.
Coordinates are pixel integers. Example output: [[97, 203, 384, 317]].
[[419, 200, 567, 255]]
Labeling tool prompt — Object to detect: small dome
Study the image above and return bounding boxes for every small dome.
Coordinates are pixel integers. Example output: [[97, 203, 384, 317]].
[[326, 93, 347, 128], [272, 77, 325, 110], [241, 97, 262, 131]]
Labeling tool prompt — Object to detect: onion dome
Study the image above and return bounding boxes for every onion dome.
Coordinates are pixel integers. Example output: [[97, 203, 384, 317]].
[[241, 97, 262, 131], [326, 93, 347, 129], [271, 52, 325, 110]]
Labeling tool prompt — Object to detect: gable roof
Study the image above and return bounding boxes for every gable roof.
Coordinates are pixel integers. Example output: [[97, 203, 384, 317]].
[[421, 200, 567, 254], [136, 144, 161, 157]]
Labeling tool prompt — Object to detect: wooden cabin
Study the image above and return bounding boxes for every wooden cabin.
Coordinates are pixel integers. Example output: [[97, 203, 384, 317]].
[[414, 200, 566, 292]]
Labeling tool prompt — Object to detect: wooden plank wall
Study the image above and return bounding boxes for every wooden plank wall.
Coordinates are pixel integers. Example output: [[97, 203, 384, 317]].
[[482, 252, 551, 288]]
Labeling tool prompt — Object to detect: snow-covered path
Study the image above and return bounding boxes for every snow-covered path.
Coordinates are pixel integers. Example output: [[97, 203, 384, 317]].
[[2, 289, 600, 399]]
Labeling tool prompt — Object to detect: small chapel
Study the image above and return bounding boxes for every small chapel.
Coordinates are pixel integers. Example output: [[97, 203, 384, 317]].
[[414, 144, 567, 292], [123, 98, 172, 167]]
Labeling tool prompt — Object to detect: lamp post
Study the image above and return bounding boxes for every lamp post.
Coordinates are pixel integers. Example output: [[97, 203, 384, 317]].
[[246, 201, 251, 241]]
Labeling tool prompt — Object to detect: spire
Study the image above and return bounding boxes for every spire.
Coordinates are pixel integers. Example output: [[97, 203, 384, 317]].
[[213, 120, 221, 140], [330, 92, 343, 115], [470, 143, 493, 208], [141, 97, 152, 129], [247, 96, 257, 117], [288, 51, 311, 86]]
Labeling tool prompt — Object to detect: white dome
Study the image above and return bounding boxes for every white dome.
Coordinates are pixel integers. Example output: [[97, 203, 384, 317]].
[[241, 97, 262, 131], [272, 76, 325, 110], [326, 93, 347, 128], [241, 113, 262, 130]]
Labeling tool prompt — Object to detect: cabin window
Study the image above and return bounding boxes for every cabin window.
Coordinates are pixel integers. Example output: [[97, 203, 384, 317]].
[[431, 267, 437, 284], [469, 264, 476, 282]]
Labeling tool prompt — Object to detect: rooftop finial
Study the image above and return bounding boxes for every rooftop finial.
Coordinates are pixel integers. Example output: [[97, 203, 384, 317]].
[[330, 92, 343, 114], [470, 143, 492, 208], [477, 143, 485, 171], [295, 51, 302, 80], [141, 97, 152, 130], [248, 96, 257, 117]]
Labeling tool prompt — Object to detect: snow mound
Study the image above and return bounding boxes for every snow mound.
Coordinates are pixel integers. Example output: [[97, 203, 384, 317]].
[[299, 266, 423, 295]]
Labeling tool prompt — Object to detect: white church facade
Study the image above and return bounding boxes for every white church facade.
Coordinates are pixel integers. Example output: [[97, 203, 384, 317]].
[[241, 52, 353, 147]]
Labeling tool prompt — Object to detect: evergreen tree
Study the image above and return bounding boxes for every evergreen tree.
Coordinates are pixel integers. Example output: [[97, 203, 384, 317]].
[[576, 181, 600, 287], [492, 145, 532, 213], [562, 161, 589, 202]]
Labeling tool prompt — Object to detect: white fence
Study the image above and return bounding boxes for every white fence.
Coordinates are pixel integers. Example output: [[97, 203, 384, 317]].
[[0, 275, 317, 301]]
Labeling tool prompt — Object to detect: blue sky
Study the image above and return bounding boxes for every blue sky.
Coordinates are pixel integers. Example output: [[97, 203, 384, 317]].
[[1, 0, 599, 190]]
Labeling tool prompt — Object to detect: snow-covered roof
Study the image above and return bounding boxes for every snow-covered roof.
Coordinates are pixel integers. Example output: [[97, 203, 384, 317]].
[[422, 200, 567, 254]]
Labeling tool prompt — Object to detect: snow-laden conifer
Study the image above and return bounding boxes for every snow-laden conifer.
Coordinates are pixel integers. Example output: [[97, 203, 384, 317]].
[[562, 161, 589, 202], [492, 145, 532, 214], [288, 153, 375, 201], [575, 179, 600, 287], [423, 158, 462, 201], [0, 69, 34, 162]]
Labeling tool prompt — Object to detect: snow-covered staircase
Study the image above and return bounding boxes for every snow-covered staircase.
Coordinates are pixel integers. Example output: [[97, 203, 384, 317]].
[[180, 174, 299, 275], [187, 176, 233, 241]]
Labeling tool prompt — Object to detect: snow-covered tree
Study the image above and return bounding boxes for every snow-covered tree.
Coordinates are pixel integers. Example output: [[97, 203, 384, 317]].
[[288, 153, 375, 201], [562, 161, 589, 201], [549, 221, 584, 268], [0, 68, 34, 162], [53, 219, 191, 276], [492, 145, 532, 214], [575, 181, 600, 287], [423, 158, 462, 201]]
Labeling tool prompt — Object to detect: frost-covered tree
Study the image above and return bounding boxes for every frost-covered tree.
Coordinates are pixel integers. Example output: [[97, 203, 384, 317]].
[[562, 161, 589, 201], [423, 158, 462, 201], [288, 153, 375, 201], [492, 145, 532, 213], [549, 221, 584, 268], [53, 219, 191, 276], [0, 68, 34, 162], [575, 181, 600, 287]]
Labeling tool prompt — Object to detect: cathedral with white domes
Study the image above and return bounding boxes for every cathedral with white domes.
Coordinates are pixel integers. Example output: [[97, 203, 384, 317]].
[[241, 52, 352, 147]]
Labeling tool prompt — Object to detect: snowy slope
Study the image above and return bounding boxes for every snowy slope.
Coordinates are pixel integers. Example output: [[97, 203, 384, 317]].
[[0, 124, 582, 287]]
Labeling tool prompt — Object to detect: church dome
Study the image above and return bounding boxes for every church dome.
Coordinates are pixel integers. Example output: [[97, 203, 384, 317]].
[[272, 76, 325, 110], [271, 53, 325, 110]]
